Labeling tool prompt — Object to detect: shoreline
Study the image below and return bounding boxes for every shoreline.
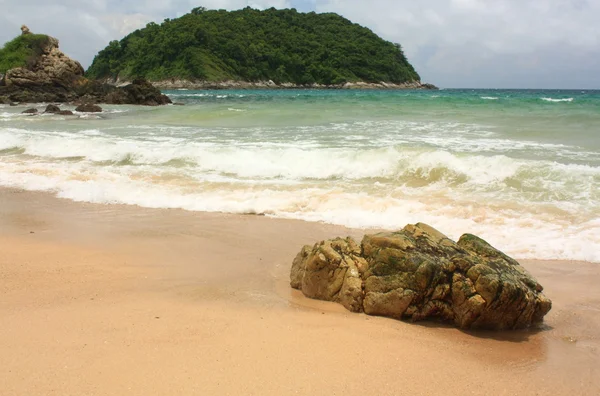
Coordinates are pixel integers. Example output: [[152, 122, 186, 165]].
[[1, 186, 599, 395], [107, 78, 439, 91]]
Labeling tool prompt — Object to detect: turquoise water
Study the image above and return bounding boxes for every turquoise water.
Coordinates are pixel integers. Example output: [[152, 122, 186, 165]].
[[1, 89, 599, 261]]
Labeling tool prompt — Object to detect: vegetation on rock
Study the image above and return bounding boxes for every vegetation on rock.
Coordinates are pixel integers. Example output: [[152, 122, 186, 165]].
[[0, 29, 171, 105], [86, 7, 421, 85], [0, 34, 52, 74]]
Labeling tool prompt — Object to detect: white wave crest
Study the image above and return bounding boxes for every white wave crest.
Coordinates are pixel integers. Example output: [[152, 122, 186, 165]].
[[481, 96, 499, 100], [1, 115, 599, 262], [541, 97, 574, 102], [0, 164, 598, 262]]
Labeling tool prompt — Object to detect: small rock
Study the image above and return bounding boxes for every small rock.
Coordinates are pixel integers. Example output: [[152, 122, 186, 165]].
[[9, 102, 19, 106], [75, 103, 102, 113], [44, 104, 61, 113], [57, 110, 74, 116], [21, 108, 38, 114], [173, 102, 185, 106]]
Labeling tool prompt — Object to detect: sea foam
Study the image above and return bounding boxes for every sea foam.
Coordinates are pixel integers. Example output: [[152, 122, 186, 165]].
[[541, 97, 574, 102], [1, 91, 599, 262]]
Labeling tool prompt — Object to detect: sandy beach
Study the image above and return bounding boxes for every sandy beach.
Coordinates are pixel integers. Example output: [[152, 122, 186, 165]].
[[1, 187, 599, 395]]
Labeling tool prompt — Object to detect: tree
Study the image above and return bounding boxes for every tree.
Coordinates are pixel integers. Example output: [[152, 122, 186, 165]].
[[85, 7, 421, 84]]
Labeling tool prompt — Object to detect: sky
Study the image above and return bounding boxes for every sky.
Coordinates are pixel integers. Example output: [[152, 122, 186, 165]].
[[1, 0, 598, 89]]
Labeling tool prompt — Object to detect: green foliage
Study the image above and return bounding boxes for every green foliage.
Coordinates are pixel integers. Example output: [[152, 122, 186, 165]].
[[0, 34, 51, 74], [86, 7, 420, 85]]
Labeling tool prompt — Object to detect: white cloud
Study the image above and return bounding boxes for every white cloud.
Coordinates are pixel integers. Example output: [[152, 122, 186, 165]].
[[0, 0, 598, 88]]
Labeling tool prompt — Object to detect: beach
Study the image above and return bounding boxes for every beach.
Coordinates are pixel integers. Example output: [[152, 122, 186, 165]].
[[1, 187, 599, 395], [2, 88, 599, 394]]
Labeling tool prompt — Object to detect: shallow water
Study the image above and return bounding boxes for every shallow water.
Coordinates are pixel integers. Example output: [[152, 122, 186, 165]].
[[1, 88, 599, 261]]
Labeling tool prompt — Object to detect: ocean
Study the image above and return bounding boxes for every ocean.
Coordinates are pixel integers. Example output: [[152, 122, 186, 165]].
[[1, 89, 599, 261]]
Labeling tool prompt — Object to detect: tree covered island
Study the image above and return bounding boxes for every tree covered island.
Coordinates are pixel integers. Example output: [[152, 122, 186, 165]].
[[87, 7, 434, 88]]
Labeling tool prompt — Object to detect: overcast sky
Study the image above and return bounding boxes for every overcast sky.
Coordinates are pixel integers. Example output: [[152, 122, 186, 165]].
[[1, 0, 598, 88]]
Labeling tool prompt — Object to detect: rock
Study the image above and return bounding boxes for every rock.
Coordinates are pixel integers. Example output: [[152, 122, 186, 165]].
[[75, 103, 102, 113], [44, 104, 61, 113], [291, 223, 552, 330], [291, 238, 367, 313], [57, 110, 74, 116], [21, 25, 31, 35], [173, 102, 185, 106], [3, 36, 84, 90], [0, 32, 170, 107], [103, 79, 172, 106], [10, 102, 18, 106], [21, 108, 38, 114], [421, 83, 439, 90]]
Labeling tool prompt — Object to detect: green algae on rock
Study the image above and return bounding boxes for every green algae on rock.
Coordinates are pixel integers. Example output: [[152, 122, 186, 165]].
[[290, 223, 552, 330]]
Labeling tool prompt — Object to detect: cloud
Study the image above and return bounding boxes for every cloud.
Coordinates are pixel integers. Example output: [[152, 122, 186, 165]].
[[310, 0, 600, 88], [0, 0, 598, 88]]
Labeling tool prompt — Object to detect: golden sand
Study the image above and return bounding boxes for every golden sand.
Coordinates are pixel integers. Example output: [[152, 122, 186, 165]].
[[1, 188, 599, 395]]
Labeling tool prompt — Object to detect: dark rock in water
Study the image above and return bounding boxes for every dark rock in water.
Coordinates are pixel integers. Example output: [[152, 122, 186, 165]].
[[173, 102, 185, 106], [420, 83, 439, 90], [291, 223, 552, 330], [57, 110, 74, 116], [44, 104, 61, 113], [75, 103, 102, 113], [21, 108, 38, 114], [1, 84, 77, 103], [103, 79, 172, 106], [10, 102, 19, 106]]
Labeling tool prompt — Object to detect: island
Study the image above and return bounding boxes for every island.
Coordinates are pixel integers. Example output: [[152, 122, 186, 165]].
[[86, 7, 437, 90]]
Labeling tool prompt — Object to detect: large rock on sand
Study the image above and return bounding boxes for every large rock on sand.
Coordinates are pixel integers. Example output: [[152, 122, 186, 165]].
[[291, 237, 367, 313], [291, 223, 552, 330]]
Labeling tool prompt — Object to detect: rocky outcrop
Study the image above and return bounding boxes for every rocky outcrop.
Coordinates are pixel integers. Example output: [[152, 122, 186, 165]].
[[0, 29, 171, 106], [3, 36, 84, 90], [75, 103, 102, 113], [40, 104, 74, 115], [44, 104, 60, 113], [291, 223, 552, 330], [103, 79, 172, 106]]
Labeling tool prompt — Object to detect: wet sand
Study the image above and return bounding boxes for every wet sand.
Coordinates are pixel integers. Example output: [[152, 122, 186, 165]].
[[1, 188, 599, 395]]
